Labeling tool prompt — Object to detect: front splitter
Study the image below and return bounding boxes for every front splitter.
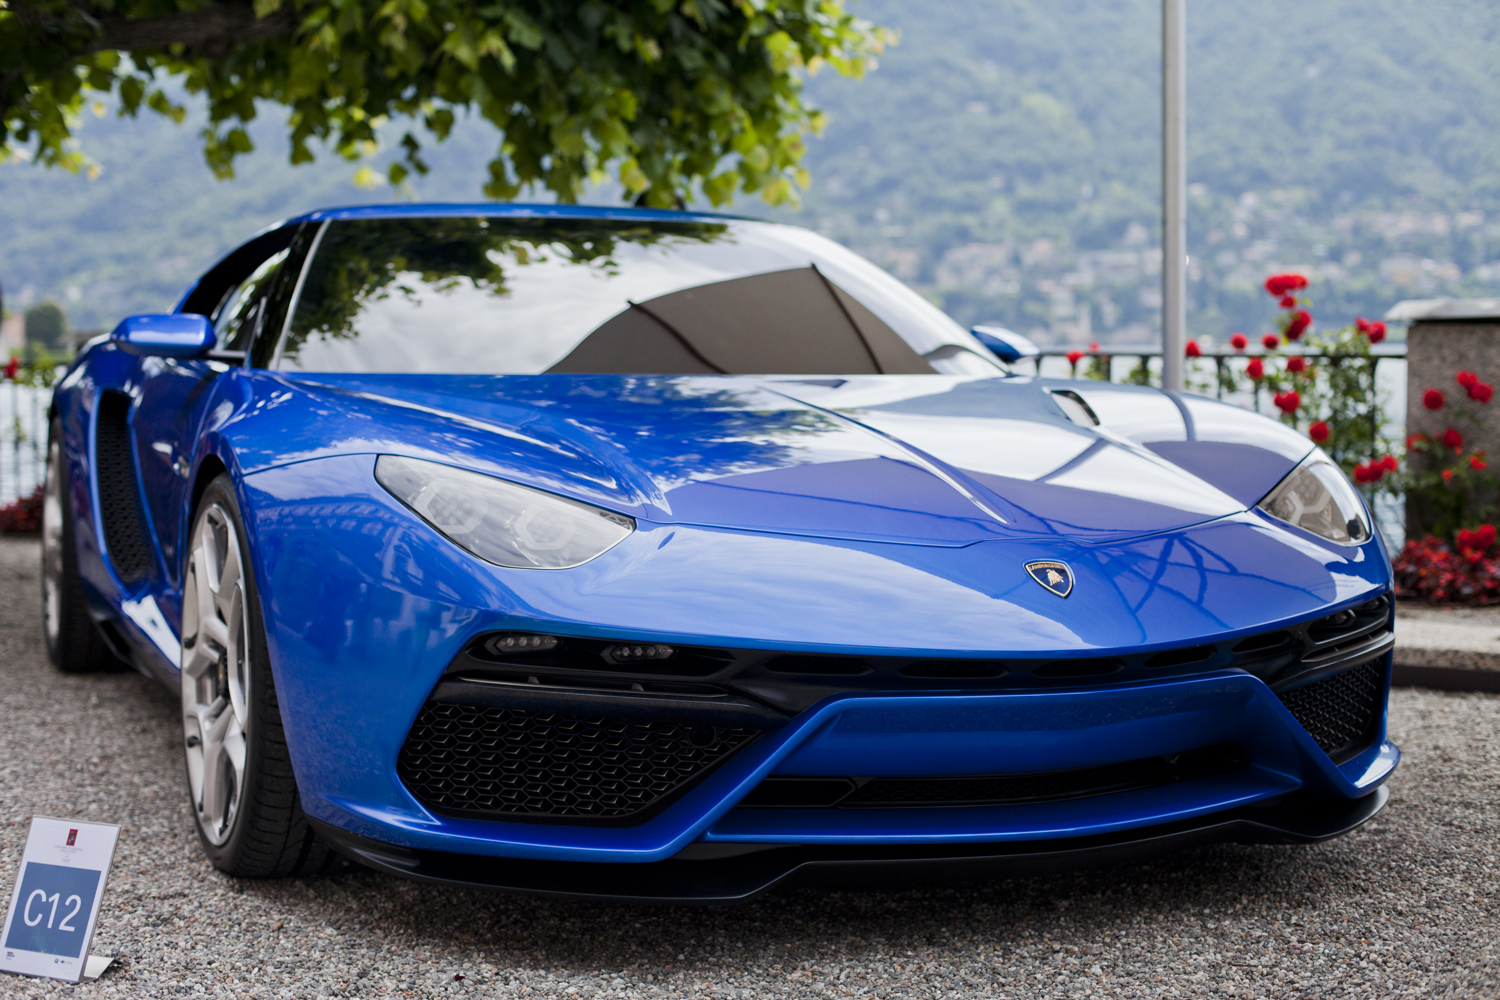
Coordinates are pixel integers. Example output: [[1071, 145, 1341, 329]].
[[309, 786, 1388, 904]]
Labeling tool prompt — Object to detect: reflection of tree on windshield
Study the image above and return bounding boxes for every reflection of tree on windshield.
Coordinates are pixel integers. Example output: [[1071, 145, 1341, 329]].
[[282, 218, 730, 365]]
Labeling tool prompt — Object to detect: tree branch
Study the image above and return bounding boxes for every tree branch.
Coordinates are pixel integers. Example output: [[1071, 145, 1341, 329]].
[[87, 2, 297, 56]]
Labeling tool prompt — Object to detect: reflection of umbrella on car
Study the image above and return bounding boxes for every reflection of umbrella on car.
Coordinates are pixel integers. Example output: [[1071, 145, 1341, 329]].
[[550, 265, 935, 376]]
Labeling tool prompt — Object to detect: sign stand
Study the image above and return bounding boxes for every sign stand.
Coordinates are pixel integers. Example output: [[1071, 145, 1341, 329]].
[[0, 817, 121, 984]]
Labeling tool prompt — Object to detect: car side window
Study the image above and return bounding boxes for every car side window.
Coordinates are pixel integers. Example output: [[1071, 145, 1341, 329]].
[[214, 249, 289, 352]]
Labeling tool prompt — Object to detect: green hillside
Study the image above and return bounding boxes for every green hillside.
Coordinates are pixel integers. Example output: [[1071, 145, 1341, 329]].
[[3, 0, 1499, 344]]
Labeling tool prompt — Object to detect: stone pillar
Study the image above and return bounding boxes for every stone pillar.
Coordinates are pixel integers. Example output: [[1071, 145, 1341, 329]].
[[1389, 298, 1500, 536]]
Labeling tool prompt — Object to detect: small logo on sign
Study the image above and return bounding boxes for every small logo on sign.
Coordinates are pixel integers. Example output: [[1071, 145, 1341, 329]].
[[66, 830, 77, 847], [1025, 560, 1074, 598]]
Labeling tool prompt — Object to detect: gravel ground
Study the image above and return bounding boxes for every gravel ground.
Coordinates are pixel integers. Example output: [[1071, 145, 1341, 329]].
[[1, 534, 1497, 998]]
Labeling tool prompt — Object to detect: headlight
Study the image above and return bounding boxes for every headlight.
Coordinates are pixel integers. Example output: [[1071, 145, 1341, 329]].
[[1256, 453, 1371, 545], [375, 456, 635, 568]]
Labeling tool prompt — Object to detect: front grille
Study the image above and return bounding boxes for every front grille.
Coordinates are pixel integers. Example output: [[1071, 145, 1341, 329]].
[[1276, 658, 1384, 763], [94, 391, 153, 583], [397, 703, 758, 823], [738, 744, 1247, 810]]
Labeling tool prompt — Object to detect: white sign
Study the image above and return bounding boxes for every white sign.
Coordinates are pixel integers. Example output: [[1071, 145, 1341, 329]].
[[0, 817, 120, 984]]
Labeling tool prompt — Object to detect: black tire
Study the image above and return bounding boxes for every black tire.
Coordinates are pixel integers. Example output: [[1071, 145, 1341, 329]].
[[42, 417, 122, 673], [183, 474, 330, 878]]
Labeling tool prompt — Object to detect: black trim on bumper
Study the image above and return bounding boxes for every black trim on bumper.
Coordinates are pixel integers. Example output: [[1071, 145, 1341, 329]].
[[309, 785, 1388, 904]]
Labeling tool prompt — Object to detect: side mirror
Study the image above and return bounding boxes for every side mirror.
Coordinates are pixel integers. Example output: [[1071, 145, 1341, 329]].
[[109, 314, 215, 358], [971, 325, 1040, 363]]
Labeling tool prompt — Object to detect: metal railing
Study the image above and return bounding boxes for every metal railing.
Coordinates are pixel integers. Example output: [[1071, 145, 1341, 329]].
[[1023, 344, 1407, 413], [1, 371, 58, 509]]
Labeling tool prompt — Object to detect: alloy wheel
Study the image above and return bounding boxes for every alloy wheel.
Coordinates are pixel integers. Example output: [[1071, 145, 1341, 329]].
[[181, 502, 251, 846]]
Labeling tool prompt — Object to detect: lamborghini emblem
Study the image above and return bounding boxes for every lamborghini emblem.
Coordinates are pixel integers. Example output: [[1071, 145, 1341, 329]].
[[1025, 560, 1074, 598]]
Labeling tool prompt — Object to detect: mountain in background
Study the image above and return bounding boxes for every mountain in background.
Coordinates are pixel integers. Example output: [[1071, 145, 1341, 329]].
[[3, 0, 1499, 346]]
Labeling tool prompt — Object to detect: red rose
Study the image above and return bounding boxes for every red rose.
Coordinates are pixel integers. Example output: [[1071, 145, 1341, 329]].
[[1066, 350, 1084, 366], [1480, 523, 1497, 549], [2, 358, 16, 381], [1406, 433, 1428, 450], [1230, 333, 1248, 351], [1473, 456, 1489, 472], [1246, 358, 1265, 380], [1366, 321, 1386, 343], [1261, 333, 1280, 350], [1264, 273, 1309, 297], [1381, 455, 1399, 472], [1423, 388, 1445, 410], [1443, 427, 1464, 449], [1280, 295, 1296, 308], [1273, 391, 1301, 414], [1308, 421, 1330, 442], [1285, 310, 1311, 341], [1457, 371, 1478, 390], [1286, 356, 1306, 373], [1443, 469, 1454, 481], [1354, 463, 1383, 484], [1185, 340, 1201, 357], [1356, 318, 1371, 334], [1475, 383, 1495, 404]]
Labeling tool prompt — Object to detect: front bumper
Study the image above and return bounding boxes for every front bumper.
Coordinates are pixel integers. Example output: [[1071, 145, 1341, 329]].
[[309, 786, 1390, 903], [298, 665, 1397, 865]]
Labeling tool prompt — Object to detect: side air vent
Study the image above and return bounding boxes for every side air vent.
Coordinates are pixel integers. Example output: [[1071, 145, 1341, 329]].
[[1031, 657, 1125, 678], [1232, 630, 1293, 654], [94, 391, 154, 584], [900, 659, 1008, 678], [765, 655, 872, 676], [1144, 645, 1215, 669], [1307, 596, 1389, 645]]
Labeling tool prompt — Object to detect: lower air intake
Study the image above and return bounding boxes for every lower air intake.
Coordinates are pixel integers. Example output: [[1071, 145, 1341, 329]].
[[1276, 658, 1384, 763], [397, 703, 757, 822]]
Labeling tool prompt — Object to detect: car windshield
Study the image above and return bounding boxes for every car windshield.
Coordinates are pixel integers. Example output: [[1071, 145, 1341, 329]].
[[275, 216, 999, 375]]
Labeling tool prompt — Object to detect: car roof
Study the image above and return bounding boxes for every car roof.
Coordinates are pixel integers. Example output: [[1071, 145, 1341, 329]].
[[291, 202, 756, 226]]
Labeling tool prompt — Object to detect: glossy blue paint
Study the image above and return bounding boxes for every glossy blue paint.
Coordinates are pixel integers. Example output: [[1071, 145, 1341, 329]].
[[46, 205, 1399, 879], [970, 325, 1039, 363], [110, 313, 215, 357]]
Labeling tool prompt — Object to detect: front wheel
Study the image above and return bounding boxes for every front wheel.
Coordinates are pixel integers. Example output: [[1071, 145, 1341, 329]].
[[181, 474, 329, 877]]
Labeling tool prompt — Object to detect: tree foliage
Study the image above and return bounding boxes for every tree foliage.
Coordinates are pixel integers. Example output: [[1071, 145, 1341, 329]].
[[0, 0, 891, 205]]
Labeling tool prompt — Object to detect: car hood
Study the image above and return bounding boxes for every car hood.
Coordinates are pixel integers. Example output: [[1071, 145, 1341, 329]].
[[223, 372, 1314, 545]]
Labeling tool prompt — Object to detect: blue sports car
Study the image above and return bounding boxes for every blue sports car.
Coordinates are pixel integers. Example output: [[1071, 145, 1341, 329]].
[[42, 204, 1397, 901]]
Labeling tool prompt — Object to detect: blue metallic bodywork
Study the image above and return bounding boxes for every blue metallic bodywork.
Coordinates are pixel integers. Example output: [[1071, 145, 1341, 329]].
[[51, 203, 1398, 881]]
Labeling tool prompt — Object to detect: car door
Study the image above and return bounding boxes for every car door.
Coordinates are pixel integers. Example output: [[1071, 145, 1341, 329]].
[[130, 244, 291, 611]]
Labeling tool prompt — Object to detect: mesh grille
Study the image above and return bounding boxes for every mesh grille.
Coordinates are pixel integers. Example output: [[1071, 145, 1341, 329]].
[[1276, 658, 1384, 762], [397, 703, 758, 821], [843, 758, 1175, 807], [94, 392, 153, 583]]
